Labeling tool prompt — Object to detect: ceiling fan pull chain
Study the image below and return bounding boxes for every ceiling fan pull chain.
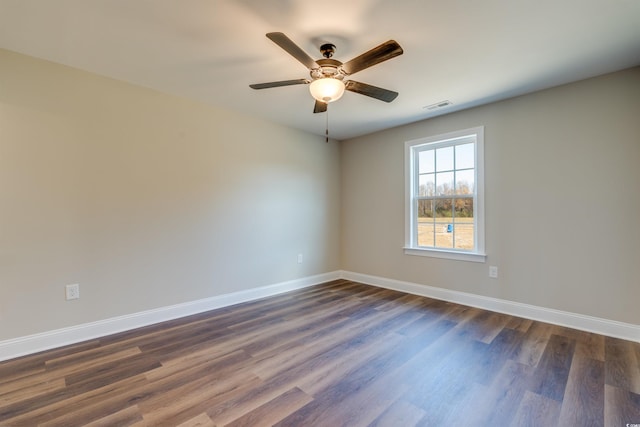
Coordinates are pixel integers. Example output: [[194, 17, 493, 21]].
[[326, 107, 329, 143]]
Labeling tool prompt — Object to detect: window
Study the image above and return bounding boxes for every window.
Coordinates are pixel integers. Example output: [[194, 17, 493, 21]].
[[404, 127, 485, 262]]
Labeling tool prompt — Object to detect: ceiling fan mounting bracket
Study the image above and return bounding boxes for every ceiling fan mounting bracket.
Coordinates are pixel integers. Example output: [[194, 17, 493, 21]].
[[320, 43, 336, 58]]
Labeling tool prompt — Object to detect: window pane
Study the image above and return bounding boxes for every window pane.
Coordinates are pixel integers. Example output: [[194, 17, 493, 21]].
[[436, 146, 454, 172], [417, 199, 433, 219], [454, 198, 474, 250], [434, 199, 453, 248], [417, 199, 434, 247], [418, 173, 435, 196], [454, 197, 474, 218], [453, 221, 474, 249], [455, 169, 474, 195], [418, 150, 435, 174], [455, 143, 475, 170], [436, 171, 454, 195], [417, 221, 435, 247]]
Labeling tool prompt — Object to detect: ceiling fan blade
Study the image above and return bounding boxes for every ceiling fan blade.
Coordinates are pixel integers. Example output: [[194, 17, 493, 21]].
[[266, 32, 319, 70], [249, 79, 309, 90], [341, 40, 403, 75], [313, 100, 327, 113], [345, 80, 399, 102]]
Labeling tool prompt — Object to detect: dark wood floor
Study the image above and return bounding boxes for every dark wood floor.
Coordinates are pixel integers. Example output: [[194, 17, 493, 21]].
[[1, 280, 639, 426]]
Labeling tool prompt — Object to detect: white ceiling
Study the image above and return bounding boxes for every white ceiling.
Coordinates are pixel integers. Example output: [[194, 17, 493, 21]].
[[1, 0, 639, 140]]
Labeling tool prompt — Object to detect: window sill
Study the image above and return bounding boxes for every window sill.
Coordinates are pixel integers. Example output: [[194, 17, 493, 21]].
[[403, 247, 486, 263]]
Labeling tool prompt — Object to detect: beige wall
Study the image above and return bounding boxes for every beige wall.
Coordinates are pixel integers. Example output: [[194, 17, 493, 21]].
[[2, 46, 638, 345], [0, 49, 341, 340], [341, 67, 640, 325]]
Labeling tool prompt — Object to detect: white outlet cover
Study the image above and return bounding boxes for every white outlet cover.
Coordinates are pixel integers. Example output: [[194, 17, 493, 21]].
[[489, 266, 498, 278], [66, 284, 80, 300]]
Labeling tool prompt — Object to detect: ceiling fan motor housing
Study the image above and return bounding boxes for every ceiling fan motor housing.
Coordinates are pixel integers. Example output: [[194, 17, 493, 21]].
[[310, 58, 345, 81]]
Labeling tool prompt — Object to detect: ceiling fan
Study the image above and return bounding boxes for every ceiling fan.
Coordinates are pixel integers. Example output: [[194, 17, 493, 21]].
[[250, 32, 403, 113]]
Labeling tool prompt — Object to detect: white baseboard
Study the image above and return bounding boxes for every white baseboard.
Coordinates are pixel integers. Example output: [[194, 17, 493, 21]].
[[0, 271, 341, 362], [340, 270, 639, 343], [3, 269, 636, 362]]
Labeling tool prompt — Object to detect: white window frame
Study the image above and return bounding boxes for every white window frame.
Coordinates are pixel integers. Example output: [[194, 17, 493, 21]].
[[404, 126, 486, 262]]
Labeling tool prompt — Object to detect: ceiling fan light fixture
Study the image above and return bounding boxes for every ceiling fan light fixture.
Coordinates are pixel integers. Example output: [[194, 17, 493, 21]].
[[309, 78, 345, 103], [250, 33, 404, 113]]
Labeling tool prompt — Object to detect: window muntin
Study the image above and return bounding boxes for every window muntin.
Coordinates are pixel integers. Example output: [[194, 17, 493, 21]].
[[405, 127, 485, 262]]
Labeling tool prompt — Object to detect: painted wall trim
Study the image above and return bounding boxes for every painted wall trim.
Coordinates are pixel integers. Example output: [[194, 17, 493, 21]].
[[340, 270, 639, 343], [0, 271, 341, 362], [4, 269, 636, 362]]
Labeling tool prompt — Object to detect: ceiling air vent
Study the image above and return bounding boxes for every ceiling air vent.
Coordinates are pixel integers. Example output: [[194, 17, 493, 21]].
[[424, 100, 452, 111]]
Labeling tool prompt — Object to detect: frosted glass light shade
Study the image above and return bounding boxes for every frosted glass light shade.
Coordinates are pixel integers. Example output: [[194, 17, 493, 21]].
[[309, 78, 345, 103]]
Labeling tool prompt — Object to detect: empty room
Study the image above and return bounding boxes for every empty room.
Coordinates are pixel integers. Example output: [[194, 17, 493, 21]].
[[1, 1, 639, 426]]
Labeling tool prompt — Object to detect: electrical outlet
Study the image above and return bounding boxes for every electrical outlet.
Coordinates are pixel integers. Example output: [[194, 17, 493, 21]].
[[65, 284, 80, 300], [297, 254, 303, 264], [489, 266, 498, 279]]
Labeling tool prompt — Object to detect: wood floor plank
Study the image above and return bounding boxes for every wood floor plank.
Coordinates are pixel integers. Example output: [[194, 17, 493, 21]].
[[64, 352, 161, 389], [249, 304, 413, 381], [403, 331, 490, 421], [474, 310, 512, 344], [505, 316, 534, 333], [0, 377, 66, 407], [0, 374, 149, 425], [301, 376, 407, 427], [395, 302, 458, 338], [138, 350, 262, 423], [175, 412, 215, 427], [0, 358, 46, 386], [604, 384, 640, 427], [510, 390, 562, 427], [44, 342, 142, 369], [605, 336, 640, 394], [277, 321, 457, 426], [0, 346, 142, 410], [204, 372, 308, 426], [471, 359, 535, 426], [368, 399, 427, 427], [54, 346, 144, 378], [529, 333, 576, 401], [5, 348, 250, 424], [82, 404, 143, 427], [575, 330, 606, 362], [557, 355, 604, 426], [139, 372, 264, 426], [512, 321, 555, 367], [474, 326, 525, 386], [239, 296, 362, 356], [0, 280, 638, 426], [224, 387, 313, 427], [272, 352, 405, 426], [294, 329, 406, 397], [219, 308, 424, 425]]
